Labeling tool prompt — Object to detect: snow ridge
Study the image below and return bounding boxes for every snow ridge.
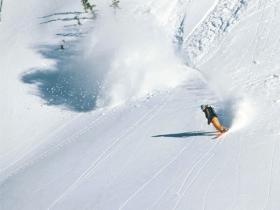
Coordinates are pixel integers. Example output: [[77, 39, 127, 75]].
[[183, 0, 250, 65]]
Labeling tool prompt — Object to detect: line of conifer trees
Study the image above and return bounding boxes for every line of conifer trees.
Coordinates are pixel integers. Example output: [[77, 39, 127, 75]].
[[0, 0, 3, 22], [81, 0, 120, 15]]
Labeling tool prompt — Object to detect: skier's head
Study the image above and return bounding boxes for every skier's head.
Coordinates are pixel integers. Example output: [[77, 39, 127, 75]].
[[201, 105, 208, 111]]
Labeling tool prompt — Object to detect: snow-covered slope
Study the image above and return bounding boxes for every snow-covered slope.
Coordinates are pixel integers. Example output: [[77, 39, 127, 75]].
[[2, 0, 280, 209], [0, 0, 83, 171], [0, 0, 215, 174]]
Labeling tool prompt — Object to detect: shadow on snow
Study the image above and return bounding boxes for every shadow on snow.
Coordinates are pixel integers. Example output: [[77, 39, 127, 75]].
[[152, 131, 217, 138], [21, 44, 101, 112]]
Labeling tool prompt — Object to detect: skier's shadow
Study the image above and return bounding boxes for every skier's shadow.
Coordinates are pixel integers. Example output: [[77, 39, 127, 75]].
[[152, 131, 216, 138]]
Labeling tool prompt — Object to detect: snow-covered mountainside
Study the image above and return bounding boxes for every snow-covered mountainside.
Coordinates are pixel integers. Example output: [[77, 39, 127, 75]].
[[1, 0, 280, 209]]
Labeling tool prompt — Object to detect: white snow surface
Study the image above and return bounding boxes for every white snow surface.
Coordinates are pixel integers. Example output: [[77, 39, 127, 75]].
[[1, 0, 280, 209]]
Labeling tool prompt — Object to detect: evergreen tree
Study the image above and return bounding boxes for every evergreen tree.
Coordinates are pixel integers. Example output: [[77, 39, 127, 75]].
[[110, 0, 120, 14], [81, 0, 97, 16], [0, 0, 3, 22], [74, 15, 82, 25]]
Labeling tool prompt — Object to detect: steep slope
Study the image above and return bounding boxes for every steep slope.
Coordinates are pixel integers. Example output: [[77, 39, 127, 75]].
[[197, 1, 280, 209], [2, 0, 280, 210], [0, 0, 83, 171], [0, 0, 221, 175], [1, 73, 222, 210]]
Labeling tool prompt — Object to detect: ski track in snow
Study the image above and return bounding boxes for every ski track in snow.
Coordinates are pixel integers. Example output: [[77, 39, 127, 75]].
[[48, 93, 173, 210], [172, 141, 220, 210], [262, 139, 277, 210], [3, 0, 280, 209], [0, 111, 106, 183], [118, 142, 193, 210], [200, 1, 280, 209], [1, 114, 83, 172], [111, 84, 217, 210], [147, 184, 171, 210], [201, 165, 224, 210], [0, 5, 96, 177], [120, 95, 220, 210]]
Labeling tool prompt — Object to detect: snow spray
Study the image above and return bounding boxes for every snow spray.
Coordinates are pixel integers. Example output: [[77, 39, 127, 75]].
[[229, 98, 255, 132], [82, 9, 190, 107]]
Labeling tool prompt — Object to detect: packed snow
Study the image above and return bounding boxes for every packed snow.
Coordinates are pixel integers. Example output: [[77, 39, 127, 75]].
[[1, 0, 280, 209]]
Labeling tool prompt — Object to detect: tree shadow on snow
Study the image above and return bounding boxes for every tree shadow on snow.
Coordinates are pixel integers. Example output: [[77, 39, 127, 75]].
[[152, 131, 217, 138], [21, 44, 102, 112]]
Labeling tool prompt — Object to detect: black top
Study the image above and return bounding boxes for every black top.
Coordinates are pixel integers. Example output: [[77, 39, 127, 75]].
[[203, 106, 217, 124]]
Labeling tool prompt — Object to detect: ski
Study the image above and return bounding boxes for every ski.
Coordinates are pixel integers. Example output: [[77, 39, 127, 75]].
[[212, 130, 229, 140]]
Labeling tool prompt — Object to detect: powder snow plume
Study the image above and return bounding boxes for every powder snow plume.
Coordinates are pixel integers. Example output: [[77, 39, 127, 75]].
[[81, 9, 191, 107]]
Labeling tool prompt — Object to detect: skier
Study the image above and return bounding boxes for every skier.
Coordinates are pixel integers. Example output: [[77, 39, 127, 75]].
[[201, 105, 228, 133]]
